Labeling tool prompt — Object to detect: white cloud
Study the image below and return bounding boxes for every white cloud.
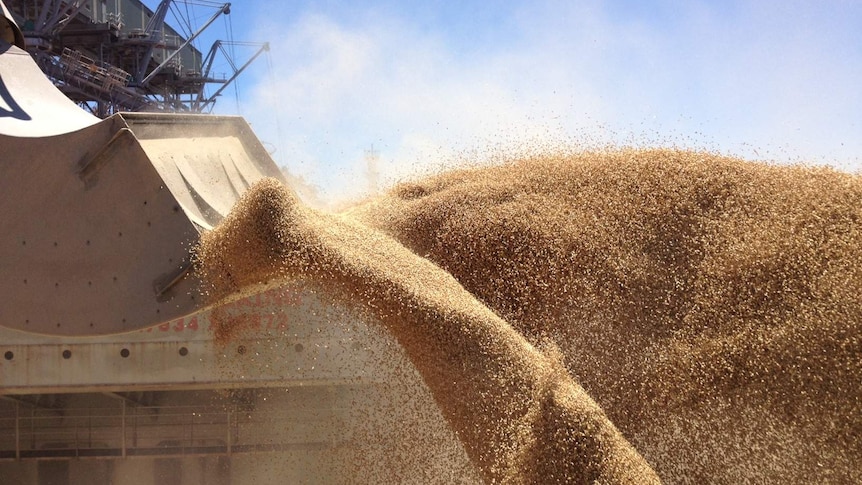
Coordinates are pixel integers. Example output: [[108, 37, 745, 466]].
[[243, 1, 862, 205]]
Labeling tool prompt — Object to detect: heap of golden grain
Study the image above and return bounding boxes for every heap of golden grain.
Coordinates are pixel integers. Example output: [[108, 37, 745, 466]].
[[196, 148, 861, 484]]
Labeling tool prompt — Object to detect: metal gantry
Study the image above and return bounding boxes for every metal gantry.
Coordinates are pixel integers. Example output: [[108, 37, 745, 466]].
[[5, 0, 267, 116]]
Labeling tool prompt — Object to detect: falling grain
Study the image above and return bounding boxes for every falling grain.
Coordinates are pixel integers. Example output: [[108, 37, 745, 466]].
[[197, 147, 862, 483]]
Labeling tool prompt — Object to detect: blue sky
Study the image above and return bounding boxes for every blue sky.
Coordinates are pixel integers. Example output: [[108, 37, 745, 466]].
[[163, 0, 862, 204]]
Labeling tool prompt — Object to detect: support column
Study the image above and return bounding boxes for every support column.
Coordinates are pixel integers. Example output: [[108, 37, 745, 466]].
[[121, 400, 126, 458], [14, 401, 19, 460], [226, 410, 232, 456]]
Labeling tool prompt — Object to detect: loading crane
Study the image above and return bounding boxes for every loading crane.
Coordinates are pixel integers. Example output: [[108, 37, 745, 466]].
[[4, 0, 266, 116]]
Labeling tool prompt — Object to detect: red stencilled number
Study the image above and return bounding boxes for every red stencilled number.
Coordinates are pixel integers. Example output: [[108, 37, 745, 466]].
[[273, 290, 302, 306], [187, 316, 199, 331], [268, 314, 285, 329], [159, 322, 171, 332]]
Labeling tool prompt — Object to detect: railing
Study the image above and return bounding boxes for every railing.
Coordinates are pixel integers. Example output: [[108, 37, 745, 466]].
[[0, 403, 347, 460], [59, 47, 130, 90]]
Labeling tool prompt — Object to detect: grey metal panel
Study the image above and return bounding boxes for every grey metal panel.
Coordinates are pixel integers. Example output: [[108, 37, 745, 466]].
[[113, 0, 203, 71], [0, 115, 201, 336], [0, 41, 285, 337], [0, 284, 381, 394], [122, 113, 286, 229]]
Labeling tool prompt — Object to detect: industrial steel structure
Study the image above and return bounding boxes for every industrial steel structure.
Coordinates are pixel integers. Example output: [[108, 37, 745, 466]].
[[0, 283, 413, 484], [3, 0, 268, 116], [0, 4, 473, 483]]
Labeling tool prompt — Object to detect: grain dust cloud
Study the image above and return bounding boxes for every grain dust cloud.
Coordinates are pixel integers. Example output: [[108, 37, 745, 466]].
[[195, 148, 861, 483]]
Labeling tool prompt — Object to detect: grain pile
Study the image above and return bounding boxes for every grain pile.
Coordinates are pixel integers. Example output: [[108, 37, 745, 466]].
[[196, 177, 658, 484], [197, 148, 862, 483], [353, 148, 862, 483]]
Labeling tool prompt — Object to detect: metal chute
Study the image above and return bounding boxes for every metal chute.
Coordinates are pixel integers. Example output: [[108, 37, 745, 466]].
[[0, 32, 284, 336]]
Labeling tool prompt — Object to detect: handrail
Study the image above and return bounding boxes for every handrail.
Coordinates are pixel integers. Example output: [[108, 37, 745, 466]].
[[0, 403, 349, 460]]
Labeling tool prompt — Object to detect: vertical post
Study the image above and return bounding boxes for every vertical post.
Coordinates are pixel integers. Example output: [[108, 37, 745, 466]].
[[226, 411, 231, 456], [121, 400, 126, 458], [14, 401, 19, 460], [189, 411, 194, 451], [29, 408, 34, 449], [133, 409, 138, 449]]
